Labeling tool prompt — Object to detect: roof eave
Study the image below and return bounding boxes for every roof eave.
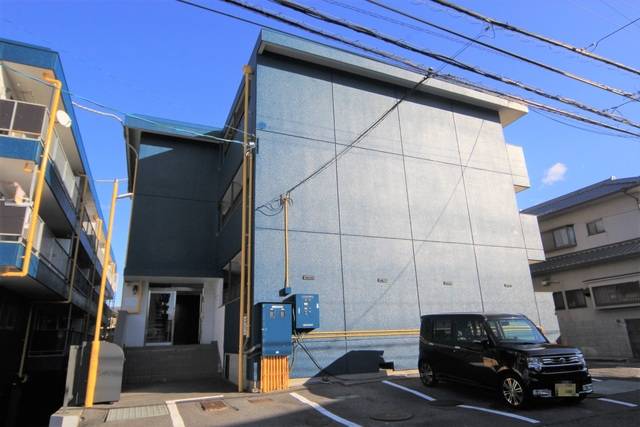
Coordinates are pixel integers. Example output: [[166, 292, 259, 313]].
[[257, 29, 528, 127]]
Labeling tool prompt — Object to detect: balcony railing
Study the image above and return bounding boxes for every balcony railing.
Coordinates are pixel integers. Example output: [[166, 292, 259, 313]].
[[0, 98, 80, 207], [0, 98, 47, 139], [0, 204, 70, 279]]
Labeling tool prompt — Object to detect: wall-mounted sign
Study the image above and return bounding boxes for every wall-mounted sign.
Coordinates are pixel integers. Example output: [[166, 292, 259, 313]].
[[302, 275, 315, 281]]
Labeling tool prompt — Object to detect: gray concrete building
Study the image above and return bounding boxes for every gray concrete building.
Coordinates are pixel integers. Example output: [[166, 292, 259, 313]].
[[117, 30, 554, 388], [523, 177, 640, 359]]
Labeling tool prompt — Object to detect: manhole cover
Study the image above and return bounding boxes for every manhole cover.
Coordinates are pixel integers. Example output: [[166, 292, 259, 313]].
[[370, 411, 414, 422], [201, 400, 228, 412], [428, 399, 463, 407], [248, 397, 273, 404]]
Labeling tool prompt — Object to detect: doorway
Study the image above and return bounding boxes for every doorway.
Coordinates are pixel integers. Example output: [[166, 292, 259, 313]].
[[145, 285, 202, 346], [174, 294, 201, 345]]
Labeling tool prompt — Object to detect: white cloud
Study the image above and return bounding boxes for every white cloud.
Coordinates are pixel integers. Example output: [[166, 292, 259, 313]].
[[542, 162, 567, 185]]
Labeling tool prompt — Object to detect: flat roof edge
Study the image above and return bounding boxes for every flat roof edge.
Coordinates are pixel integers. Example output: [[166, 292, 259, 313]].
[[258, 30, 527, 127]]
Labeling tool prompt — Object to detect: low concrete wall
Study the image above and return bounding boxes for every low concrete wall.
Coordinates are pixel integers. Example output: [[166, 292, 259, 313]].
[[123, 344, 220, 386]]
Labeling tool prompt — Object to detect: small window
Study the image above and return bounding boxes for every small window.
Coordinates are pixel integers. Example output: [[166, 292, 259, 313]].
[[565, 289, 587, 309], [420, 318, 432, 340], [433, 318, 452, 341], [552, 291, 565, 310], [586, 219, 605, 236], [453, 318, 487, 343], [222, 253, 241, 305], [552, 225, 576, 249], [219, 167, 243, 227], [593, 281, 640, 308]]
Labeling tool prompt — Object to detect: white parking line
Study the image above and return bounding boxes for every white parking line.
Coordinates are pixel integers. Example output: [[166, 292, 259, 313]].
[[597, 397, 638, 408], [591, 378, 603, 382], [381, 380, 436, 401], [166, 395, 225, 427], [458, 405, 540, 424], [290, 392, 361, 427]]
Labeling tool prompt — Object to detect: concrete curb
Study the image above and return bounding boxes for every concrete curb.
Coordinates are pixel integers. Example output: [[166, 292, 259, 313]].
[[49, 408, 83, 427]]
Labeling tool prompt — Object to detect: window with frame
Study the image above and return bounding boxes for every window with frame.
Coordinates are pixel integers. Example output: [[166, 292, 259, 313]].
[[433, 318, 452, 341], [222, 253, 241, 305], [453, 318, 487, 343], [586, 218, 605, 236], [552, 225, 576, 249], [552, 291, 565, 310], [592, 281, 640, 308], [0, 298, 18, 331], [219, 167, 243, 227], [565, 289, 587, 309]]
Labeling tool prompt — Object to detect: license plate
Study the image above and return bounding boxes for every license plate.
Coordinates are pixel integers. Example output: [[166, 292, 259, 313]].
[[555, 383, 577, 397]]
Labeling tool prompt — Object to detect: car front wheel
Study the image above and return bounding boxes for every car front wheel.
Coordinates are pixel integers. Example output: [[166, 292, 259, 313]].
[[501, 375, 527, 408], [419, 360, 437, 387]]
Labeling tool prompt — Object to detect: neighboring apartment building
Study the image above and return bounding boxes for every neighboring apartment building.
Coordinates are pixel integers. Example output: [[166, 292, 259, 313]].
[[118, 30, 554, 388], [523, 177, 640, 359], [0, 39, 116, 424]]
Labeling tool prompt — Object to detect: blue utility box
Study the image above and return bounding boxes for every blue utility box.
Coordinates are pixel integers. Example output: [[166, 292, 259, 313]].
[[259, 303, 292, 356], [286, 294, 320, 331]]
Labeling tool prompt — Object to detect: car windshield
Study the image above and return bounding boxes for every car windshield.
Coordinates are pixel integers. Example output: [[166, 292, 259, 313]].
[[486, 318, 547, 344]]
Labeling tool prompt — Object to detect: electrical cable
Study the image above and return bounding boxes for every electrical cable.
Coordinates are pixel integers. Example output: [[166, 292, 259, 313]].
[[181, 0, 640, 139], [585, 16, 640, 51], [360, 0, 639, 101], [2, 63, 251, 146], [272, 0, 640, 130], [428, 0, 640, 76]]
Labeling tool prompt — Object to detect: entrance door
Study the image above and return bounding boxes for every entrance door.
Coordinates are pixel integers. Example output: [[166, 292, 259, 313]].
[[145, 291, 176, 345], [174, 294, 201, 345], [626, 319, 640, 358]]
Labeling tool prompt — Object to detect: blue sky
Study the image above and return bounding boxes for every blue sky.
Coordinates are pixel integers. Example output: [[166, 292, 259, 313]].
[[2, 0, 639, 303]]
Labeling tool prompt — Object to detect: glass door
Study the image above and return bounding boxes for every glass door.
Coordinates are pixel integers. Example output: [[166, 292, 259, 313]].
[[145, 291, 176, 345]]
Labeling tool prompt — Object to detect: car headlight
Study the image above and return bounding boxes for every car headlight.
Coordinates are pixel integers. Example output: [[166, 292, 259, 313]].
[[576, 352, 587, 367], [527, 357, 543, 372]]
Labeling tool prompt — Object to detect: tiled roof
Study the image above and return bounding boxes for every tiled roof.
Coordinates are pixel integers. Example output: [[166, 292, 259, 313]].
[[522, 176, 640, 218], [530, 238, 640, 276]]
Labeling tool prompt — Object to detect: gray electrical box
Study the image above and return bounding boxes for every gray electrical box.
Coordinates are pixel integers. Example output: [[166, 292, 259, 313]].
[[64, 341, 124, 406]]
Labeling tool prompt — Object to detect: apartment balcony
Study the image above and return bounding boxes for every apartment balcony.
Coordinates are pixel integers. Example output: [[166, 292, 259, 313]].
[[0, 98, 81, 206], [0, 204, 70, 278]]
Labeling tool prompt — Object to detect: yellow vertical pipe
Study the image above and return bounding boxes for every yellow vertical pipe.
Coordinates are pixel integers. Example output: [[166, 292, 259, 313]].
[[84, 179, 118, 407], [282, 195, 290, 290], [244, 66, 253, 341], [237, 64, 252, 392], [1, 73, 62, 278]]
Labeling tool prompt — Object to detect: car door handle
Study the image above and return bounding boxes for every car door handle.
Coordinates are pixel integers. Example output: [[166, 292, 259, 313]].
[[454, 346, 461, 350]]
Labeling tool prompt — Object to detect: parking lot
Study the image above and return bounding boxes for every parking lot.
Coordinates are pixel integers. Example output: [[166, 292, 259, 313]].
[[80, 372, 640, 427]]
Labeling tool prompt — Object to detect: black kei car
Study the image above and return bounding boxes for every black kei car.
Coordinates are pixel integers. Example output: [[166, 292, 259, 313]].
[[419, 313, 593, 408]]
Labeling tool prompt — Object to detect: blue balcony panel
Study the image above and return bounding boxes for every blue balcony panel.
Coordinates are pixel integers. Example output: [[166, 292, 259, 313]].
[[0, 135, 41, 162]]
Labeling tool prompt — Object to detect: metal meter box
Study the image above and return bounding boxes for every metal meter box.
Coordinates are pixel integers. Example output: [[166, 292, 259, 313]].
[[286, 294, 320, 331], [259, 303, 292, 356]]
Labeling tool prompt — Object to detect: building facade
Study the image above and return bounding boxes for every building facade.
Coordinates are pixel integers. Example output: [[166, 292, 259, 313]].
[[524, 177, 640, 359], [0, 39, 116, 424], [119, 30, 554, 388]]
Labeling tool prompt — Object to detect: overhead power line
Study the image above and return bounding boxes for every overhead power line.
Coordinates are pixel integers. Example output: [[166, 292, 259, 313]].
[[586, 16, 640, 51], [195, 0, 640, 138], [2, 63, 248, 146], [272, 0, 640, 130], [361, 0, 638, 101], [429, 0, 640, 76]]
